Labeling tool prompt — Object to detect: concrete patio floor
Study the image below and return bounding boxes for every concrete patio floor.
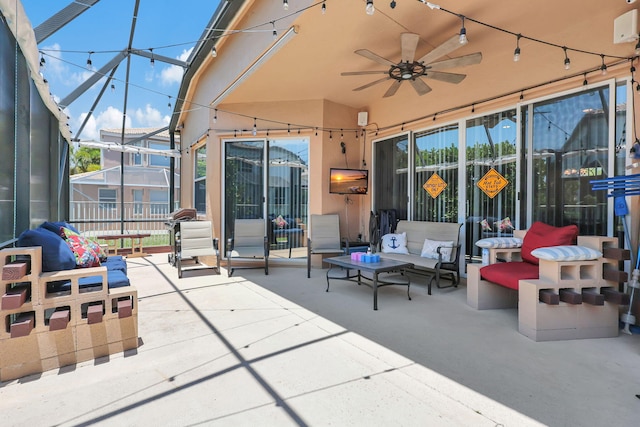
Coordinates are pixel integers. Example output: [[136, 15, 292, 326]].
[[1, 253, 639, 426]]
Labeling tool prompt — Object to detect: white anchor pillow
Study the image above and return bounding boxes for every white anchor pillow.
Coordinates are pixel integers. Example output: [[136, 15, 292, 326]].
[[421, 238, 455, 262], [381, 232, 409, 254]]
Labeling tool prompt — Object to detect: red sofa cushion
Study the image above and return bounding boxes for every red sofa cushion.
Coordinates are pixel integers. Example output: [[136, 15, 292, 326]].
[[520, 221, 578, 265], [480, 261, 540, 290]]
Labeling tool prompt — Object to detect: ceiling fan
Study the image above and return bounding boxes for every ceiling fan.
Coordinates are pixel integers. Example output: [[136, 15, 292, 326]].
[[341, 33, 482, 98]]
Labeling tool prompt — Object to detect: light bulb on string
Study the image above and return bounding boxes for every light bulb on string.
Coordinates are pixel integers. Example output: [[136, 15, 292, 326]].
[[110, 83, 115, 93], [600, 54, 607, 76], [563, 47, 570, 70], [150, 48, 155, 67], [366, 0, 375, 16], [390, 0, 396, 8], [252, 118, 257, 136], [283, 0, 289, 11], [635, 34, 640, 56], [211, 46, 217, 57], [583, 72, 588, 86], [322, 1, 326, 14], [86, 52, 93, 69], [213, 109, 218, 123], [272, 22, 277, 39], [458, 16, 467, 45], [513, 34, 521, 62], [39, 52, 46, 68]]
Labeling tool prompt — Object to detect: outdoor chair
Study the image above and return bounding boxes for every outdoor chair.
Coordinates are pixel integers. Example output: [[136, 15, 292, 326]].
[[176, 220, 220, 278], [307, 214, 344, 278], [226, 219, 269, 277]]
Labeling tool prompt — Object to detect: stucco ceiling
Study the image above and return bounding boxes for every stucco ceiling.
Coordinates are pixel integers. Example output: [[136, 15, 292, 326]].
[[222, 0, 638, 127]]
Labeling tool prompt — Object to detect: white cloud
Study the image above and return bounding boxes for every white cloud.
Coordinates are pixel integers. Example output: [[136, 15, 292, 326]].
[[133, 104, 170, 127], [160, 48, 191, 86], [73, 106, 132, 140]]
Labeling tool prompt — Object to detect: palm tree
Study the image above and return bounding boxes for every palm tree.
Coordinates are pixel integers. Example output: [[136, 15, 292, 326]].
[[70, 146, 101, 175]]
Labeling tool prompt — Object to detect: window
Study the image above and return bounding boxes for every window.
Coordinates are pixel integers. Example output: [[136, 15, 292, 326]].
[[99, 189, 117, 209], [150, 190, 168, 215], [194, 145, 206, 213], [149, 142, 170, 167], [133, 189, 143, 215]]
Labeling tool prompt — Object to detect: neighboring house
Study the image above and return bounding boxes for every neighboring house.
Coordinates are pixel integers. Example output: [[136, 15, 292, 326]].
[[70, 128, 180, 229]]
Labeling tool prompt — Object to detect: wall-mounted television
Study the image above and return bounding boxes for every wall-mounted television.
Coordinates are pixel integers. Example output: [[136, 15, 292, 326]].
[[329, 168, 369, 195]]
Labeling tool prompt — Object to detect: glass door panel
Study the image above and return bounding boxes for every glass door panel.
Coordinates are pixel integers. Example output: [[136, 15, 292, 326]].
[[224, 140, 265, 240], [525, 86, 610, 235], [413, 124, 459, 222], [465, 110, 517, 261], [267, 138, 308, 255], [373, 135, 409, 220]]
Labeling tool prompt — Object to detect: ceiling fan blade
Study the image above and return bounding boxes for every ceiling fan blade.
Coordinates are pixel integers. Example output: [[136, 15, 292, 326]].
[[427, 52, 482, 70], [416, 34, 463, 65], [355, 49, 396, 67], [410, 78, 432, 96], [383, 80, 402, 98], [401, 33, 420, 62], [424, 70, 467, 84], [353, 77, 391, 91], [341, 71, 388, 76]]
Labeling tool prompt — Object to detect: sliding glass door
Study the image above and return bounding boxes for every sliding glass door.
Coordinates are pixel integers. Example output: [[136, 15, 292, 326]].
[[224, 138, 309, 258]]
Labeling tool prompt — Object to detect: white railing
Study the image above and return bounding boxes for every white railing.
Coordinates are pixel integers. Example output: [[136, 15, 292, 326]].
[[69, 201, 179, 247]]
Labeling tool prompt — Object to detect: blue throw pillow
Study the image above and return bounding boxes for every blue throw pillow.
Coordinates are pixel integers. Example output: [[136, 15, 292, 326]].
[[17, 227, 76, 272], [39, 221, 80, 235]]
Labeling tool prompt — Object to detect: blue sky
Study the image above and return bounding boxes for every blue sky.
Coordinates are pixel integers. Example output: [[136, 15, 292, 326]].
[[21, 0, 220, 141]]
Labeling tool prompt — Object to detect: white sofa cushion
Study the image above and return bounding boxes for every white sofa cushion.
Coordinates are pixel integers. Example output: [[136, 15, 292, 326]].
[[421, 238, 454, 262], [475, 237, 523, 249], [531, 245, 602, 261], [381, 232, 409, 254]]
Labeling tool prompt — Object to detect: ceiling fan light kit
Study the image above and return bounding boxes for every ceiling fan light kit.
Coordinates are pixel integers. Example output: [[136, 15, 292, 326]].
[[341, 32, 482, 97]]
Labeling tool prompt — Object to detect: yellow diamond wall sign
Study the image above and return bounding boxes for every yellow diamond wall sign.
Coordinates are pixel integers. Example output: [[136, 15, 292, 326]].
[[477, 168, 508, 199], [423, 173, 447, 198]]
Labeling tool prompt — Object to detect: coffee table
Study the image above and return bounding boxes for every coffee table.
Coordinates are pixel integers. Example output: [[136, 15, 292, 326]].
[[324, 255, 413, 310]]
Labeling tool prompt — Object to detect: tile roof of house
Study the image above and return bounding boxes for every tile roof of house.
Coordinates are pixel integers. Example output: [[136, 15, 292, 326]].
[[100, 127, 172, 138]]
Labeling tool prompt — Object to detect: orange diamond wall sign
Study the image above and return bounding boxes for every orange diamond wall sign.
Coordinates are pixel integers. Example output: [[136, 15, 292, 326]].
[[477, 168, 509, 199], [423, 173, 447, 199]]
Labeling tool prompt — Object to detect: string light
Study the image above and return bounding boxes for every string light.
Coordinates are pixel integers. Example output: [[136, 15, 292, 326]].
[[458, 15, 467, 45], [211, 46, 217, 57], [366, 0, 375, 16], [583, 72, 588, 86], [315, 128, 318, 136], [635, 34, 640, 56], [253, 118, 257, 136], [287, 123, 291, 133], [390, 0, 396, 8], [272, 22, 277, 39], [110, 83, 115, 93], [149, 48, 155, 67], [329, 130, 333, 139], [513, 34, 521, 62], [563, 47, 570, 70], [471, 104, 475, 113], [600, 54, 607, 76], [86, 52, 93, 69], [213, 109, 217, 123], [519, 91, 524, 100], [283, 0, 289, 11], [39, 52, 46, 68], [321, 1, 326, 14]]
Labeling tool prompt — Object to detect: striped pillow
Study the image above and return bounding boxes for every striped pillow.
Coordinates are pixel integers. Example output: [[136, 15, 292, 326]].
[[530, 245, 602, 261], [475, 237, 522, 248]]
